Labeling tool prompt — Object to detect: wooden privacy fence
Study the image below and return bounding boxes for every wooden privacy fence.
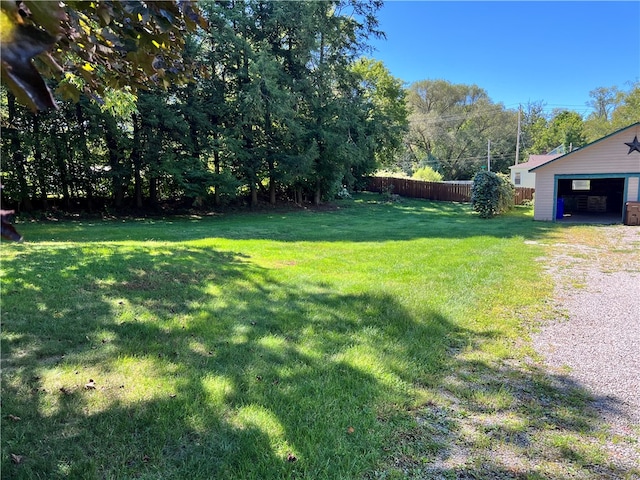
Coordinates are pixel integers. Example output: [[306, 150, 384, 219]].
[[514, 186, 536, 205], [365, 177, 535, 205]]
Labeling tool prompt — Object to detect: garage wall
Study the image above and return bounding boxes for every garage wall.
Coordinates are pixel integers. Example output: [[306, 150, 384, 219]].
[[629, 177, 640, 202], [534, 170, 556, 221]]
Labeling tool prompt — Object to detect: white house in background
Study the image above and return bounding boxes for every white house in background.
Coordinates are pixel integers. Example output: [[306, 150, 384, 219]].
[[509, 154, 562, 188], [530, 122, 640, 222]]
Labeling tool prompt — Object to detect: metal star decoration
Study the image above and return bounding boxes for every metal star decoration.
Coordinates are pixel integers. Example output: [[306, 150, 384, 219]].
[[625, 135, 640, 154]]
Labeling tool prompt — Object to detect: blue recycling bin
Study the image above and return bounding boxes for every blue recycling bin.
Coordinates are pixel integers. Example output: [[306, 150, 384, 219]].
[[556, 197, 564, 219]]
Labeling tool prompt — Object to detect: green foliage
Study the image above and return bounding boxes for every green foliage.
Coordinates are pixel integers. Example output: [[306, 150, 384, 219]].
[[0, 0, 403, 211], [584, 82, 640, 141], [611, 82, 640, 128], [351, 58, 408, 168], [518, 85, 638, 160], [403, 80, 517, 179], [0, 1, 206, 111], [496, 172, 516, 212], [3, 0, 634, 213], [530, 110, 586, 154], [412, 166, 443, 182], [471, 171, 515, 218]]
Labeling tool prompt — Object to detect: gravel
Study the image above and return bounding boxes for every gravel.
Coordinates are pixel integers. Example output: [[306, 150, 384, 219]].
[[532, 224, 640, 469]]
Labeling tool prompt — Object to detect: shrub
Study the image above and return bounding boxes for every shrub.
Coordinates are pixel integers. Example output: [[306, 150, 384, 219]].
[[412, 166, 443, 182], [471, 171, 515, 218], [496, 173, 515, 213]]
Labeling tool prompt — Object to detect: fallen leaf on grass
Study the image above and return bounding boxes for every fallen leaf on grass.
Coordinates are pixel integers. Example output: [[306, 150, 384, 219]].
[[11, 453, 24, 464], [347, 426, 355, 434], [7, 414, 21, 422], [84, 379, 96, 390], [286, 453, 297, 462]]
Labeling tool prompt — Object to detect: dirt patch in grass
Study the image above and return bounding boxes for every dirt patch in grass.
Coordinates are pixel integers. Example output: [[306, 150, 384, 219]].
[[377, 355, 638, 479]]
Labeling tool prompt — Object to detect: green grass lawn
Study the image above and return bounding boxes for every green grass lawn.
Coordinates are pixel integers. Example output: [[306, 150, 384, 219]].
[[1, 194, 632, 479]]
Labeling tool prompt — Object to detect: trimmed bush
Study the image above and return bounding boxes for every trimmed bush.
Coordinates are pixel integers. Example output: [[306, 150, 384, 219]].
[[471, 171, 515, 218]]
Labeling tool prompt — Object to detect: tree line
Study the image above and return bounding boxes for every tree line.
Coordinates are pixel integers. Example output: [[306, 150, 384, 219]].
[[1, 1, 637, 213], [395, 81, 639, 181], [2, 0, 407, 212]]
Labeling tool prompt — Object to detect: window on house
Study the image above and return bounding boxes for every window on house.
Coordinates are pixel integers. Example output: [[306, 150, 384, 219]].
[[514, 172, 521, 185], [572, 180, 591, 191]]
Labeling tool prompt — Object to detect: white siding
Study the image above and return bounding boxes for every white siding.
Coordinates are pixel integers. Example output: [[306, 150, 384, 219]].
[[510, 166, 536, 188], [534, 124, 640, 221], [629, 176, 640, 202], [510, 155, 561, 190], [534, 171, 556, 221]]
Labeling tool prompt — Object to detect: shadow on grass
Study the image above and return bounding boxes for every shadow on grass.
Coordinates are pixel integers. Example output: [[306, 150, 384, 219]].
[[13, 194, 557, 244], [2, 241, 464, 478], [2, 218, 632, 479]]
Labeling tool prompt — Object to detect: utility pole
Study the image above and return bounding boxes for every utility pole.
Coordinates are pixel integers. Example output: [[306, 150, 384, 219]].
[[515, 105, 521, 164], [487, 139, 491, 172]]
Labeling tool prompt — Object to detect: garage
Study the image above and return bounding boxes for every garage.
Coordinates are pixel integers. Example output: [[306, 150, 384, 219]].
[[556, 176, 626, 222], [531, 122, 640, 223]]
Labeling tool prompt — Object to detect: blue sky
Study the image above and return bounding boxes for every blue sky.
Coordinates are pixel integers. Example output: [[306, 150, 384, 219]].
[[367, 1, 640, 116]]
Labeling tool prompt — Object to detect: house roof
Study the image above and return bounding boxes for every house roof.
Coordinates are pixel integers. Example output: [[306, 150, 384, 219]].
[[530, 122, 640, 172], [510, 154, 562, 171]]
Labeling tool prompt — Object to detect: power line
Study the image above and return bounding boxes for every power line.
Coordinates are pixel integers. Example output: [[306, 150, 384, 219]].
[[505, 102, 593, 116], [409, 110, 508, 126]]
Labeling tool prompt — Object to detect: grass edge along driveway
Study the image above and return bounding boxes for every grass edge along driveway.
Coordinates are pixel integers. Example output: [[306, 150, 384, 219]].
[[2, 195, 635, 479]]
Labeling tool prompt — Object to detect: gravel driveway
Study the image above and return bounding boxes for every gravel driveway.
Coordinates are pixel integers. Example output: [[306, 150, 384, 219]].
[[532, 224, 640, 470]]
